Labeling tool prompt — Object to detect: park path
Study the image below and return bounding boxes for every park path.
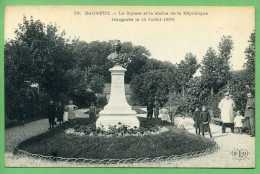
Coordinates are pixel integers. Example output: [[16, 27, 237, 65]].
[[5, 115, 255, 168], [5, 109, 88, 152], [5, 119, 49, 152]]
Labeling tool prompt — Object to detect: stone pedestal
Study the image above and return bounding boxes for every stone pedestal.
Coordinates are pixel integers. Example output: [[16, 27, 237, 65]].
[[96, 65, 140, 129]]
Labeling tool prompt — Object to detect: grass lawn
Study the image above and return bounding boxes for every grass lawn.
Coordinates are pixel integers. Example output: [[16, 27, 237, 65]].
[[17, 118, 216, 159]]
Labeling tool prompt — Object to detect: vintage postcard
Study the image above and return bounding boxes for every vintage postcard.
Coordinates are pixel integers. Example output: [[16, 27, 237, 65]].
[[4, 6, 255, 168]]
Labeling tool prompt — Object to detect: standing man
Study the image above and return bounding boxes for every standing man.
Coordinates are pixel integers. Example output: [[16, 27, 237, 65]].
[[193, 107, 201, 135], [56, 101, 64, 126], [168, 104, 175, 125], [154, 96, 160, 120], [218, 92, 235, 133], [89, 102, 97, 123], [47, 100, 56, 129], [147, 100, 154, 120], [245, 92, 255, 136]]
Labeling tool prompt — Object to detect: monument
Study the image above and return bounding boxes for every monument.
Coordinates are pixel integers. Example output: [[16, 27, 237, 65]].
[[96, 40, 140, 129]]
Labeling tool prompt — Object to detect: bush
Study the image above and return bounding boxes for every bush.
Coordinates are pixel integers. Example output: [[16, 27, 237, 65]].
[[96, 95, 107, 108], [5, 87, 49, 128], [18, 118, 216, 159], [71, 89, 97, 108]]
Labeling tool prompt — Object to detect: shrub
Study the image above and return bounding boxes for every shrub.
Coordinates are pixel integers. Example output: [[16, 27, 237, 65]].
[[18, 126, 215, 159]]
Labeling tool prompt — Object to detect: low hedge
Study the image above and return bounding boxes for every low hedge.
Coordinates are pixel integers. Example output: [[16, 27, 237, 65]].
[[17, 118, 216, 159]]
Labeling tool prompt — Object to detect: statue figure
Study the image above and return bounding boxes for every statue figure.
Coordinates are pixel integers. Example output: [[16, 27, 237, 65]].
[[107, 40, 130, 68]]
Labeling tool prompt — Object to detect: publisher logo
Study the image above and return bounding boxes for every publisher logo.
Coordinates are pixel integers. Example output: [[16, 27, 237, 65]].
[[231, 148, 249, 160]]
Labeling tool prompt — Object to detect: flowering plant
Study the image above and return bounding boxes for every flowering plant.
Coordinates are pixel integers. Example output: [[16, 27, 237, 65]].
[[65, 122, 168, 137]]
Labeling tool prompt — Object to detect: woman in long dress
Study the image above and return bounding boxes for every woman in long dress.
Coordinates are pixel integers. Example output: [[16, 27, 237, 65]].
[[65, 100, 78, 120]]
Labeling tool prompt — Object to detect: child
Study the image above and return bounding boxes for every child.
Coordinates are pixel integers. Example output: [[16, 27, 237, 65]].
[[200, 105, 212, 138], [234, 111, 244, 134]]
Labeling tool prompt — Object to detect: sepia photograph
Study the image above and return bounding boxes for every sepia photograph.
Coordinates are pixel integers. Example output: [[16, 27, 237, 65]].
[[4, 6, 255, 167]]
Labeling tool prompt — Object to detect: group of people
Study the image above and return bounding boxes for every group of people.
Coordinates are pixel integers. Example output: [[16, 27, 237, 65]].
[[47, 100, 78, 129], [47, 100, 98, 129], [146, 90, 255, 138], [193, 91, 255, 138], [147, 97, 173, 122], [147, 96, 160, 120], [218, 92, 255, 137], [193, 105, 212, 138]]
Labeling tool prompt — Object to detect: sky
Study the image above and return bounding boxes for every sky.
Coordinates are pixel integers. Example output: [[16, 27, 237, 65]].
[[4, 6, 255, 70]]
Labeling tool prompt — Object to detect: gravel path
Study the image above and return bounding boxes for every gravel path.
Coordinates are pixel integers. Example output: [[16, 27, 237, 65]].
[[5, 117, 255, 168], [5, 119, 49, 152]]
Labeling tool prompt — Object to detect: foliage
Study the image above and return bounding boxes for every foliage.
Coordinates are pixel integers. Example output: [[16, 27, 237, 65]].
[[186, 77, 210, 111], [5, 16, 254, 127], [18, 118, 216, 159], [201, 47, 226, 93], [218, 35, 233, 63], [225, 70, 248, 114], [200, 36, 233, 94], [130, 52, 199, 108], [186, 70, 248, 117], [5, 16, 75, 122], [176, 53, 200, 94], [130, 69, 175, 106], [5, 17, 151, 122], [89, 74, 105, 94], [67, 121, 161, 137], [96, 95, 108, 108], [71, 89, 96, 108], [244, 31, 255, 93]]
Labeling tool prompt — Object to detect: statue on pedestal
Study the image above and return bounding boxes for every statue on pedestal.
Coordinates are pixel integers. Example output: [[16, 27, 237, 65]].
[[96, 40, 140, 130]]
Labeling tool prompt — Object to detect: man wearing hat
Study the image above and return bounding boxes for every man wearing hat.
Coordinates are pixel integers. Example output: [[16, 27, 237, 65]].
[[218, 92, 236, 133]]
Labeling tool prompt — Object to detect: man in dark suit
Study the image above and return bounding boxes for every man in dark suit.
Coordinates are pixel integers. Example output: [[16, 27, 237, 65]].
[[147, 100, 154, 120], [48, 100, 56, 129], [193, 107, 201, 135]]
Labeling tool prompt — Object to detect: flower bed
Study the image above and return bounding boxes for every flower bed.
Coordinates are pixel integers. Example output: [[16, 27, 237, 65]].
[[17, 118, 216, 160], [64, 122, 169, 137]]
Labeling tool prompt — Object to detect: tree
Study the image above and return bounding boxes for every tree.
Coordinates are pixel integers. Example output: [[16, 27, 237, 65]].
[[244, 31, 255, 93], [186, 77, 210, 111], [218, 35, 233, 64], [201, 36, 233, 95], [10, 16, 75, 98], [5, 16, 76, 121], [229, 70, 247, 114], [218, 35, 233, 85], [201, 47, 225, 94], [176, 53, 200, 95], [130, 67, 178, 106], [89, 74, 105, 94], [125, 45, 150, 83]]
